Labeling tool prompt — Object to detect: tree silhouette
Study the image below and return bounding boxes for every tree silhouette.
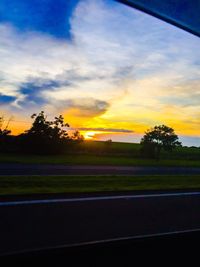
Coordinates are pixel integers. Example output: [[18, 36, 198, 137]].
[[140, 125, 182, 159], [0, 116, 11, 136], [0, 116, 12, 152], [21, 111, 70, 154], [71, 130, 84, 142], [27, 111, 69, 140]]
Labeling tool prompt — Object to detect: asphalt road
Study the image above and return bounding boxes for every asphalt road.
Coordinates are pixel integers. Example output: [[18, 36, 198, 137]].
[[1, 163, 200, 175], [1, 190, 200, 256]]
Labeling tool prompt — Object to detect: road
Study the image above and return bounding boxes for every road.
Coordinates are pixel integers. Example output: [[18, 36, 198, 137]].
[[1, 163, 200, 175], [1, 190, 200, 256]]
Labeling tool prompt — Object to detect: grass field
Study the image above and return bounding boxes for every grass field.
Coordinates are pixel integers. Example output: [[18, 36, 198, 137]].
[[72, 141, 200, 160], [1, 153, 200, 167], [1, 175, 200, 195], [1, 141, 200, 167]]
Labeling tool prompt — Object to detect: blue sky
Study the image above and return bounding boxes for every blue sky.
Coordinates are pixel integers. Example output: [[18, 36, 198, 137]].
[[0, 0, 200, 146], [0, 0, 79, 38]]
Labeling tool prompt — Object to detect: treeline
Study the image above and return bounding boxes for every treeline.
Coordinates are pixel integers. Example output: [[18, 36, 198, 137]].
[[0, 112, 184, 159], [0, 111, 84, 154]]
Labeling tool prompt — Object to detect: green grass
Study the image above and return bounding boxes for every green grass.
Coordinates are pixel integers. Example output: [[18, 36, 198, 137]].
[[1, 153, 200, 167], [1, 175, 200, 195], [70, 141, 200, 160], [77, 140, 141, 153], [1, 140, 200, 167]]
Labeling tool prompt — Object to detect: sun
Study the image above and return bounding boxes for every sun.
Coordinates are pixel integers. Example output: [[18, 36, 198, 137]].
[[83, 131, 96, 140]]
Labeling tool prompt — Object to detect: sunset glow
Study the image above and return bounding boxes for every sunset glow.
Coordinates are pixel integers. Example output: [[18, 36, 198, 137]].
[[0, 0, 200, 146], [83, 131, 97, 140]]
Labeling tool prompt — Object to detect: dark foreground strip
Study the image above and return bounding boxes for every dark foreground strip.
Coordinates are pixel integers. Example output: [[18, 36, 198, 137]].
[[1, 191, 200, 206], [0, 228, 200, 266]]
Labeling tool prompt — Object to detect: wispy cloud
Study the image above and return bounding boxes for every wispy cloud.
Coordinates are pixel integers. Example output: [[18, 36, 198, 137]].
[[74, 127, 134, 133]]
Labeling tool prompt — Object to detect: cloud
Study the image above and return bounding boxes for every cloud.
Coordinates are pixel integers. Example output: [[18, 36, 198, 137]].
[[1, 0, 199, 110], [56, 98, 110, 117], [74, 127, 134, 133], [0, 23, 85, 85], [18, 80, 58, 105]]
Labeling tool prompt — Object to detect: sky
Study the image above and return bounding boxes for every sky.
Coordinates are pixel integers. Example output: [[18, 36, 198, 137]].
[[0, 0, 200, 146]]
